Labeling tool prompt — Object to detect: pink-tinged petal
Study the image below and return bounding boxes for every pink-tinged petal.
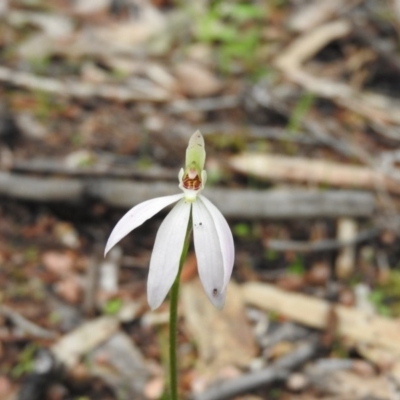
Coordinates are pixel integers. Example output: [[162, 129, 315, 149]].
[[199, 195, 234, 290], [147, 199, 191, 310], [105, 193, 184, 256], [192, 199, 225, 309]]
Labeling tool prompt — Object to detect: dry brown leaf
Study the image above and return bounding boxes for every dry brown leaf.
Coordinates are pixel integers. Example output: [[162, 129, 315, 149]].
[[0, 376, 12, 399], [305, 261, 330, 286], [54, 275, 82, 304], [181, 280, 257, 376], [181, 252, 198, 283], [144, 377, 164, 400], [357, 343, 400, 382], [174, 62, 222, 98], [42, 251, 75, 276]]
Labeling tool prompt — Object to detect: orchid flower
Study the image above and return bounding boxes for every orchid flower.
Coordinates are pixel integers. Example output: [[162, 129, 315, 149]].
[[105, 131, 234, 310]]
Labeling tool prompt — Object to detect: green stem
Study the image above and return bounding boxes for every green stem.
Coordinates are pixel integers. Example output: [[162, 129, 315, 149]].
[[169, 221, 192, 400]]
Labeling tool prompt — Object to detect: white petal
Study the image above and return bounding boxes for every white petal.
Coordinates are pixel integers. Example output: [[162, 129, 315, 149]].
[[105, 193, 184, 256], [192, 199, 225, 309], [147, 199, 191, 310], [199, 195, 234, 290]]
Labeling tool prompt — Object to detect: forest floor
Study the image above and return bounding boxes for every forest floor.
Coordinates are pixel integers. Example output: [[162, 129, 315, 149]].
[[2, 0, 400, 399]]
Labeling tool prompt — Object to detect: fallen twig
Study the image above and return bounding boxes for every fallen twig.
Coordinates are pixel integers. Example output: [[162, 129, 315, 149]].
[[275, 20, 400, 125], [288, 0, 361, 32], [258, 321, 311, 348], [0, 171, 375, 218], [0, 305, 57, 339], [267, 227, 379, 253], [305, 360, 393, 399], [194, 342, 317, 400], [229, 153, 400, 195], [166, 96, 239, 113], [0, 66, 169, 102], [10, 157, 177, 180], [199, 123, 319, 144]]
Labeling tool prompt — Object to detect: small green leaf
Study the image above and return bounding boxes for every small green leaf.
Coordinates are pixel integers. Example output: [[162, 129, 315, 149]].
[[104, 298, 123, 315], [287, 257, 305, 276], [233, 223, 251, 238]]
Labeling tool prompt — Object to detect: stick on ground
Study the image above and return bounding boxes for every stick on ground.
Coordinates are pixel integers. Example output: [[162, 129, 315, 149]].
[[0, 171, 375, 218]]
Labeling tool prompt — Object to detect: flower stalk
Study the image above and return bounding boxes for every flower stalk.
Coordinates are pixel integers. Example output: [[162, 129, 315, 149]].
[[169, 217, 192, 400]]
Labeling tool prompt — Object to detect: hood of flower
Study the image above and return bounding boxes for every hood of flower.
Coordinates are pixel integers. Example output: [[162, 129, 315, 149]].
[[186, 130, 206, 171]]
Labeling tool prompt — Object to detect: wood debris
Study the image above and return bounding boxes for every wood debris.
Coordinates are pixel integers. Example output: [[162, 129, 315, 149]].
[[242, 282, 400, 354], [230, 153, 400, 194]]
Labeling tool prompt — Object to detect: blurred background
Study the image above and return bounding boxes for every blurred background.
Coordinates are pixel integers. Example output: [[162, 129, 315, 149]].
[[2, 0, 400, 399]]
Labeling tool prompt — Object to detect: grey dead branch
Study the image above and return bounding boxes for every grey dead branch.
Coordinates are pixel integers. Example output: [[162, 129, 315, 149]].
[[0, 171, 375, 218], [303, 360, 394, 399], [194, 342, 317, 400], [88, 332, 149, 400], [267, 227, 379, 253], [0, 66, 170, 102], [0, 305, 57, 339]]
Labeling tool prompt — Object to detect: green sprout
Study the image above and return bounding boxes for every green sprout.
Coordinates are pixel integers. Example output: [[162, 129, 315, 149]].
[[193, 1, 265, 74], [104, 298, 123, 315], [11, 343, 38, 378], [287, 92, 315, 134], [287, 256, 305, 276]]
